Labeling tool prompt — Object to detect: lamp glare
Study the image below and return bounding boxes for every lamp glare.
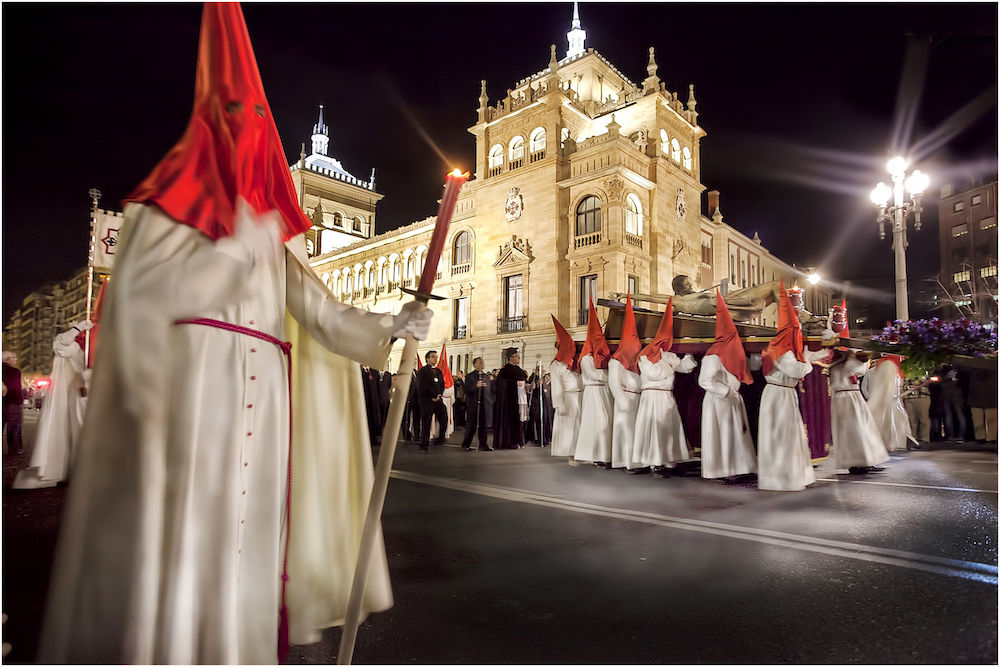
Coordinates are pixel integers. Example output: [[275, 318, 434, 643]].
[[870, 182, 891, 206], [906, 169, 929, 195], [887, 156, 909, 176]]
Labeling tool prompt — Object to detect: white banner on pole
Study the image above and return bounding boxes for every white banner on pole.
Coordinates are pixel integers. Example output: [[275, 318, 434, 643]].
[[90, 208, 124, 273]]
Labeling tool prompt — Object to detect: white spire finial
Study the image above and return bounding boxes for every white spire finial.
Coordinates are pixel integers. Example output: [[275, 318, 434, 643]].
[[566, 2, 586, 58], [311, 104, 330, 156]]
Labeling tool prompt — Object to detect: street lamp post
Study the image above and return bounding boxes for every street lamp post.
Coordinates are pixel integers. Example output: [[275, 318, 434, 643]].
[[870, 157, 929, 321]]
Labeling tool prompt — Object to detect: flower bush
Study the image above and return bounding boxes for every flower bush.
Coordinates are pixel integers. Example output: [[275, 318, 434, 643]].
[[872, 317, 998, 380]]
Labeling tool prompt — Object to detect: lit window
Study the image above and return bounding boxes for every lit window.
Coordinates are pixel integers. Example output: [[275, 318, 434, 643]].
[[488, 144, 504, 170], [575, 196, 602, 236], [954, 201, 965, 212], [981, 217, 996, 230], [579, 274, 597, 325], [659, 129, 669, 155], [671, 138, 681, 162], [509, 136, 525, 162], [682, 147, 692, 171], [953, 270, 971, 283], [981, 265, 998, 278], [953, 223, 969, 237], [972, 195, 982, 206], [334, 212, 344, 227], [505, 274, 523, 319], [453, 231, 471, 266], [628, 274, 639, 295], [378, 262, 387, 284], [529, 128, 546, 154], [353, 217, 363, 233], [625, 194, 642, 236]]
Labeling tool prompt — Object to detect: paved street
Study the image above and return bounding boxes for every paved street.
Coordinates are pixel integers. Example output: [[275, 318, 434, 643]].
[[4, 416, 997, 664]]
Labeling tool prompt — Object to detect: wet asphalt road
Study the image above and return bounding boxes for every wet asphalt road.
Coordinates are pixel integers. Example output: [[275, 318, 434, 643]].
[[4, 416, 997, 664]]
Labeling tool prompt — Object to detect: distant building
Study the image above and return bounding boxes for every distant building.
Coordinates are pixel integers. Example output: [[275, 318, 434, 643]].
[[937, 180, 998, 325], [305, 9, 831, 373]]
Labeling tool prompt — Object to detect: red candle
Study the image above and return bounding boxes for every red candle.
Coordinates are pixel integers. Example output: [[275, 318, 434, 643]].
[[418, 169, 470, 294]]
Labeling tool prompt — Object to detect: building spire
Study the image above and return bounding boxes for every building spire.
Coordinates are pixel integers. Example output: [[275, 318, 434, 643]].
[[311, 104, 329, 156], [566, 2, 586, 59]]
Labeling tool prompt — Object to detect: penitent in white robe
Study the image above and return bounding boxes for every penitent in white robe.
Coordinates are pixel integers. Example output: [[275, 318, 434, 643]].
[[40, 204, 396, 665], [698, 355, 757, 478], [634, 353, 697, 469], [831, 358, 890, 468], [757, 350, 821, 491], [573, 354, 613, 463], [13, 328, 89, 489], [863, 362, 916, 451], [548, 360, 582, 457], [608, 359, 642, 469]]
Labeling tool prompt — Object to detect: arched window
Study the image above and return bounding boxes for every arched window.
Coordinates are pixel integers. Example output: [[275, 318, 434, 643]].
[[333, 212, 344, 227], [343, 268, 352, 295], [364, 261, 375, 288], [625, 194, 642, 236], [575, 196, 602, 237], [509, 136, 525, 163], [659, 129, 669, 155], [453, 231, 471, 266], [321, 272, 330, 287], [671, 138, 681, 162], [353, 217, 363, 233], [331, 271, 341, 297], [682, 147, 692, 171], [390, 254, 401, 283], [488, 144, 504, 170], [378, 259, 388, 284], [529, 127, 546, 154], [405, 253, 416, 279]]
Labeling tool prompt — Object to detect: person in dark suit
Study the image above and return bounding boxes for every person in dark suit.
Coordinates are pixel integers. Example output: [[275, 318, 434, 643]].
[[3, 351, 25, 455], [462, 357, 494, 451], [416, 350, 449, 452]]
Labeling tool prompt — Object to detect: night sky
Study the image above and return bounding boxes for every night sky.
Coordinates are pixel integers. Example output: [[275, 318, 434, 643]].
[[2, 3, 996, 325]]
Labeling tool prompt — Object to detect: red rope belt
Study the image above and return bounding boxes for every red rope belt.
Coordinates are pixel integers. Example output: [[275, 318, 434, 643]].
[[174, 317, 294, 663]]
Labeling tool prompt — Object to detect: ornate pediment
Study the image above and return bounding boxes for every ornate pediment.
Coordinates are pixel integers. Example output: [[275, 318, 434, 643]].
[[494, 235, 532, 268]]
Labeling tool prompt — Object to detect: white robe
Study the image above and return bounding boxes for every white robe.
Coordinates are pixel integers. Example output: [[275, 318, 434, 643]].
[[831, 358, 890, 468], [633, 353, 697, 468], [698, 354, 757, 478], [13, 328, 88, 489], [863, 361, 916, 451], [608, 360, 642, 468], [573, 354, 613, 463], [40, 205, 395, 664], [430, 385, 455, 439], [548, 360, 582, 457], [757, 350, 818, 491]]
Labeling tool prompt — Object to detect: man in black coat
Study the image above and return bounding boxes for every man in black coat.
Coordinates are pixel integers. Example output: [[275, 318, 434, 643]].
[[3, 351, 25, 455], [493, 349, 528, 449], [461, 357, 494, 451], [416, 350, 449, 452]]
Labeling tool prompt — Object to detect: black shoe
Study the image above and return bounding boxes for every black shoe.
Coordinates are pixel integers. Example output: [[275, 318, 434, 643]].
[[432, 439, 445, 446], [477, 446, 494, 451], [625, 467, 650, 475], [420, 448, 429, 453], [651, 466, 671, 478], [461, 446, 472, 451], [867, 466, 887, 472], [848, 466, 867, 475]]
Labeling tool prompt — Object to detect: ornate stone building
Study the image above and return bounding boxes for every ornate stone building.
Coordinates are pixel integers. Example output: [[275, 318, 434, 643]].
[[306, 12, 830, 375]]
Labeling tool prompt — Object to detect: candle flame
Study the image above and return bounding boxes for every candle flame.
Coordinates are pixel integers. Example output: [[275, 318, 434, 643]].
[[449, 168, 470, 180]]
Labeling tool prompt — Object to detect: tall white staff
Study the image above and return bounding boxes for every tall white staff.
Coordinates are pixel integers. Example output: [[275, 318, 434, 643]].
[[85, 188, 101, 363], [338, 169, 469, 665]]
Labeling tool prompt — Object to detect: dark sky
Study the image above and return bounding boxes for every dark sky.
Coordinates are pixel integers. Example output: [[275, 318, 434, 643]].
[[3, 3, 997, 325]]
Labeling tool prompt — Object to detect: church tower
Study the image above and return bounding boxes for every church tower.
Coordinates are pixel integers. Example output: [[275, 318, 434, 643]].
[[566, 2, 586, 58], [290, 105, 384, 258]]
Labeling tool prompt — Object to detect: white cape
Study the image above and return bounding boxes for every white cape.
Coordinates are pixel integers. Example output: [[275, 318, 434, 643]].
[[757, 350, 817, 491], [13, 328, 88, 489], [608, 359, 641, 469], [548, 360, 582, 457], [831, 358, 889, 468], [573, 355, 613, 463], [863, 360, 916, 451], [634, 353, 697, 468], [697, 355, 757, 478], [40, 204, 395, 664]]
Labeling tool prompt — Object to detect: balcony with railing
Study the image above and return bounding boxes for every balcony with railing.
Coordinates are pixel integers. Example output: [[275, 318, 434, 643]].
[[402, 278, 413, 288], [488, 165, 503, 178], [451, 262, 471, 276], [529, 149, 545, 163], [509, 157, 523, 170], [497, 315, 526, 334], [624, 232, 643, 249], [376, 285, 386, 295], [388, 280, 399, 292], [575, 231, 602, 249], [352, 290, 362, 301], [453, 325, 467, 340], [363, 287, 375, 298]]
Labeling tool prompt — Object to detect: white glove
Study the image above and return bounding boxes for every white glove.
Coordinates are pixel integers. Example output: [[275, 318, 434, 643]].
[[392, 301, 433, 341], [82, 369, 93, 388], [73, 320, 94, 332], [557, 407, 568, 417], [233, 198, 282, 268], [821, 327, 837, 341]]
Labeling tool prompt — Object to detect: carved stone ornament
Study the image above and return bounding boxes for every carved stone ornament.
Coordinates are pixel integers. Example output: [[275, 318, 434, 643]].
[[505, 186, 524, 223], [675, 188, 686, 221], [605, 176, 625, 203], [494, 234, 532, 267], [305, 237, 315, 255]]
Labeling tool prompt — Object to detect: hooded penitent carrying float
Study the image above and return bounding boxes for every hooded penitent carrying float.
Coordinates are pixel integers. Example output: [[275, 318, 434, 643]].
[[632, 298, 699, 471], [607, 295, 643, 469], [40, 4, 403, 663], [549, 315, 583, 458], [574, 298, 614, 465]]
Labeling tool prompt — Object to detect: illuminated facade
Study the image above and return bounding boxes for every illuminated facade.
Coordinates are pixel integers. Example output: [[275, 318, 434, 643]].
[[305, 13, 830, 374]]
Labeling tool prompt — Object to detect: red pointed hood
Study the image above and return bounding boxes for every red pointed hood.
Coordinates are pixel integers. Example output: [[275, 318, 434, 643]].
[[639, 298, 674, 364], [705, 290, 752, 384], [610, 294, 642, 373], [126, 3, 311, 242], [762, 279, 805, 376], [551, 315, 579, 371], [578, 298, 611, 369], [437, 342, 453, 389]]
